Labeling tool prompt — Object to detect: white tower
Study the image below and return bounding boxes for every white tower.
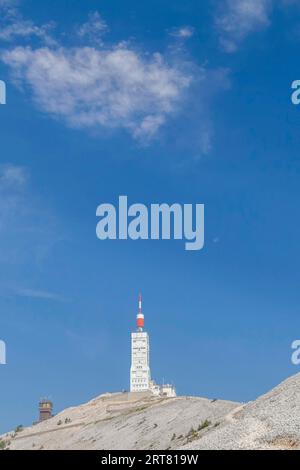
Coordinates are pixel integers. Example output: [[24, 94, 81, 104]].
[[130, 294, 151, 392]]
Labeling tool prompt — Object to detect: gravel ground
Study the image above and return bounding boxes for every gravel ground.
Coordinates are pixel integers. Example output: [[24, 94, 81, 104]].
[[2, 372, 299, 450], [1, 393, 238, 450], [181, 372, 300, 450]]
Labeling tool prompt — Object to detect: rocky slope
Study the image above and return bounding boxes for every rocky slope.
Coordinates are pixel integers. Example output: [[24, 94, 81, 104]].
[[1, 392, 239, 450], [1, 372, 300, 450], [182, 372, 300, 450]]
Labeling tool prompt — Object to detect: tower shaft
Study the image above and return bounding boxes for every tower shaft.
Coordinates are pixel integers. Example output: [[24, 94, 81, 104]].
[[130, 294, 151, 392]]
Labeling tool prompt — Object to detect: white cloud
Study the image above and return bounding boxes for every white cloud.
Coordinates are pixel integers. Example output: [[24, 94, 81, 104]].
[[0, 19, 55, 43], [0, 164, 27, 189], [0, 0, 55, 43], [0, 165, 27, 239], [0, 8, 225, 149], [0, 165, 29, 237], [0, 165, 28, 231], [14, 287, 69, 302], [78, 11, 109, 45], [170, 26, 195, 39], [216, 0, 273, 52], [2, 45, 191, 141], [0, 6, 193, 142]]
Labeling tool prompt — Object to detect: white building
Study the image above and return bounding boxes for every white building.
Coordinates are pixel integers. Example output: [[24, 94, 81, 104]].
[[160, 384, 176, 397], [130, 331, 151, 392], [130, 294, 151, 392], [130, 294, 176, 398]]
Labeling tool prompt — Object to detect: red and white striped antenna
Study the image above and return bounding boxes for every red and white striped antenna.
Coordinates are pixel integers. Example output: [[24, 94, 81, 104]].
[[136, 293, 144, 330]]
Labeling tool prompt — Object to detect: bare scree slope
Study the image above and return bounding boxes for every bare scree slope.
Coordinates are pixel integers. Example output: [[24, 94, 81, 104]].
[[1, 373, 299, 450]]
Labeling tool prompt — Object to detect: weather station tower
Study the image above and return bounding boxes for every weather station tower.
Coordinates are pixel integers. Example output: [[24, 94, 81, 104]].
[[130, 294, 151, 392]]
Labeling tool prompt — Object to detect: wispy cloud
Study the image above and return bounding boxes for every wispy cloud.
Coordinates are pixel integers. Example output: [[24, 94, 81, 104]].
[[0, 164, 62, 267], [0, 4, 194, 143], [216, 0, 300, 52], [215, 0, 272, 52], [14, 287, 69, 302], [0, 0, 18, 8], [0, 164, 27, 189], [170, 26, 195, 39], [77, 11, 109, 45], [0, 6, 228, 151], [2, 43, 191, 142], [0, 0, 55, 44], [0, 164, 28, 232], [168, 66, 230, 161]]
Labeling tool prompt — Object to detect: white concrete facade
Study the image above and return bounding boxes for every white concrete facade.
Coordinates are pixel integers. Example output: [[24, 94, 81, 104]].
[[130, 331, 151, 392], [160, 384, 177, 397], [149, 380, 176, 397], [130, 294, 176, 397]]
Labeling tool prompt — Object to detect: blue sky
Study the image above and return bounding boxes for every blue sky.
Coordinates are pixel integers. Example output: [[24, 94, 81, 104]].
[[1, 0, 300, 433]]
